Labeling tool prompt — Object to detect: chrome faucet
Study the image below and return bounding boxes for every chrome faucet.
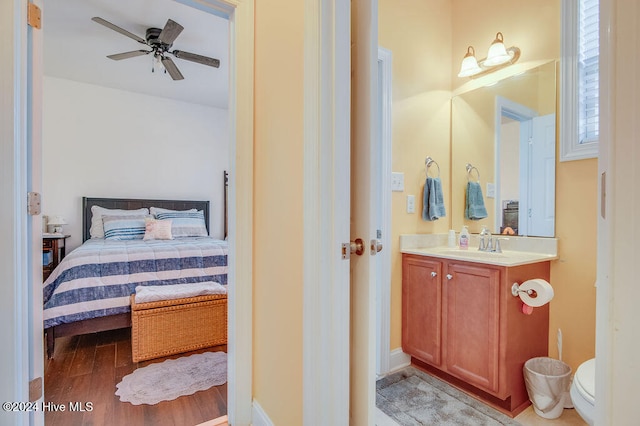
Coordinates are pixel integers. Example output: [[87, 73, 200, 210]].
[[479, 227, 508, 253], [479, 226, 492, 251]]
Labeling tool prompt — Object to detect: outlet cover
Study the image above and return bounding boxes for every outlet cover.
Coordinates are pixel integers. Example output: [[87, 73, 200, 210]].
[[486, 182, 496, 198], [391, 172, 404, 192], [407, 195, 415, 213]]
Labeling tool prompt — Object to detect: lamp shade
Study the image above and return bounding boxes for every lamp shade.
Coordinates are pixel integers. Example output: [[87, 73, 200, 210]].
[[47, 215, 67, 226], [457, 46, 482, 77], [484, 32, 512, 66]]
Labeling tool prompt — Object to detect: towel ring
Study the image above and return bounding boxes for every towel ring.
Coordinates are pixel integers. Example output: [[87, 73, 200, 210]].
[[425, 156, 441, 178], [466, 163, 480, 182]]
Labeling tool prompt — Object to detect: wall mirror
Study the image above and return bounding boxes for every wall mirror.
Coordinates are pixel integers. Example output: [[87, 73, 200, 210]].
[[451, 60, 557, 237]]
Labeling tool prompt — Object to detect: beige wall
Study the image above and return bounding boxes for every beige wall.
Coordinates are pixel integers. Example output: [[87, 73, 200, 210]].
[[381, 0, 597, 374], [379, 0, 453, 352], [253, 2, 304, 424]]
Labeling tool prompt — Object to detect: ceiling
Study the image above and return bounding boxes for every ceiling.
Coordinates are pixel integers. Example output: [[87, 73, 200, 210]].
[[43, 0, 229, 109]]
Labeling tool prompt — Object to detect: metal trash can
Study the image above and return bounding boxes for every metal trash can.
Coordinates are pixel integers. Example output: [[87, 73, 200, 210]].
[[524, 357, 572, 419]]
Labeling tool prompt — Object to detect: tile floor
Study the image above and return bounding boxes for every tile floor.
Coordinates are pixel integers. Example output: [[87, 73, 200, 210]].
[[376, 405, 588, 426]]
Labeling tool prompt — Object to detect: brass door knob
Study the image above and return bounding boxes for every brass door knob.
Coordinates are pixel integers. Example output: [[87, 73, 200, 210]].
[[350, 238, 364, 256]]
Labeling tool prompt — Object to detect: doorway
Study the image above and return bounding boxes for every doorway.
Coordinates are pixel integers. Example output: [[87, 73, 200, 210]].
[[494, 96, 555, 237], [18, 0, 254, 424]]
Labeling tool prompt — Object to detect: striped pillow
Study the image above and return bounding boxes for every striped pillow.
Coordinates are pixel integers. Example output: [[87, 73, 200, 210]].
[[154, 210, 208, 237], [102, 215, 150, 240]]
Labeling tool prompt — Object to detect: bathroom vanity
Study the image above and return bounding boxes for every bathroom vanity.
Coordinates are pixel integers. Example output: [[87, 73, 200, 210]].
[[401, 239, 556, 416]]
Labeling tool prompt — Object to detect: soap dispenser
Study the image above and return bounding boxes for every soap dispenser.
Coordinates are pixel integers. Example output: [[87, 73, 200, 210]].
[[459, 226, 470, 250]]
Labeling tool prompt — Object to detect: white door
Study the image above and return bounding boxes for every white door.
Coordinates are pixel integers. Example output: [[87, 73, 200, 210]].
[[305, 2, 379, 422], [528, 114, 556, 237], [302, 1, 352, 424]]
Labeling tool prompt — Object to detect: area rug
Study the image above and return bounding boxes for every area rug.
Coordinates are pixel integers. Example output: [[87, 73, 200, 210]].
[[116, 351, 227, 405], [376, 367, 521, 426]]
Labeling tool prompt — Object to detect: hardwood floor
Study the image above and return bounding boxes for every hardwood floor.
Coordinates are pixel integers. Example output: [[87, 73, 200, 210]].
[[44, 328, 227, 426]]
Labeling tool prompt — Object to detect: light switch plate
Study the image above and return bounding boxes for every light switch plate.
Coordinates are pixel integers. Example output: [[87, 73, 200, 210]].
[[391, 172, 404, 192], [486, 182, 496, 198], [407, 195, 415, 213]]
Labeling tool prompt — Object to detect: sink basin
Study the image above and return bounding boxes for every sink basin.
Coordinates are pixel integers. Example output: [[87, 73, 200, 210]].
[[437, 249, 507, 259]]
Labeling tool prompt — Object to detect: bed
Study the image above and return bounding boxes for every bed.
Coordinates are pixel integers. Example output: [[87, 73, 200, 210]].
[[43, 193, 228, 358]]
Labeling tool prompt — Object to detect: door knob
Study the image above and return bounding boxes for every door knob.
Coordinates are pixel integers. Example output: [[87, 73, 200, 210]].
[[446, 274, 453, 280], [370, 239, 383, 255], [350, 238, 364, 256], [431, 271, 437, 277]]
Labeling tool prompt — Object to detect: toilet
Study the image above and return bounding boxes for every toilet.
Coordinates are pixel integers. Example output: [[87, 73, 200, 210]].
[[570, 358, 595, 426]]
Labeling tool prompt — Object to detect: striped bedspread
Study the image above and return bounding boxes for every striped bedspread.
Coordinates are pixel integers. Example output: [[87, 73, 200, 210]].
[[43, 237, 228, 329]]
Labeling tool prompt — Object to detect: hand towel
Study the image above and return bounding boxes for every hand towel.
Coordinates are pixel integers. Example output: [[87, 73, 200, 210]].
[[465, 181, 488, 220], [422, 177, 446, 221], [134, 281, 227, 303]]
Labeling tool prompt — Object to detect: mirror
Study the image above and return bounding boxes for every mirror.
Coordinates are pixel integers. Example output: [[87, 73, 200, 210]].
[[451, 61, 557, 237]]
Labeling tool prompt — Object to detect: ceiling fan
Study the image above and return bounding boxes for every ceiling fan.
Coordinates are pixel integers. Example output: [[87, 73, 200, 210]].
[[92, 16, 220, 81]]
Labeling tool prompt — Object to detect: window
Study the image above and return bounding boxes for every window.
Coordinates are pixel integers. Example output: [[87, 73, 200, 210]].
[[560, 0, 599, 161]]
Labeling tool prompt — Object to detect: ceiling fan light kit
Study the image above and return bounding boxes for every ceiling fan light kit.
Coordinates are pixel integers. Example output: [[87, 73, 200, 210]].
[[91, 16, 220, 81]]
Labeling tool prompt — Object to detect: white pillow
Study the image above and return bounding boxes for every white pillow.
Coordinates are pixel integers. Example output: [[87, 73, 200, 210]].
[[150, 207, 197, 216], [143, 218, 173, 240], [90, 206, 150, 239]]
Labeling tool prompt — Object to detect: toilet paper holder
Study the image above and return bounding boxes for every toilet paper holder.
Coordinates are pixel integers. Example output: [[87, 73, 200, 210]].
[[511, 282, 537, 298]]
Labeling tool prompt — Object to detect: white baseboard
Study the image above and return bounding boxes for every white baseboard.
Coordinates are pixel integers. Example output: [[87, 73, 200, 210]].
[[388, 348, 411, 373], [252, 399, 274, 426]]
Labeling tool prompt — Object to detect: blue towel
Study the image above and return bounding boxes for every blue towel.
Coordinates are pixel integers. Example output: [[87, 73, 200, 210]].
[[465, 181, 488, 220], [422, 177, 446, 221]]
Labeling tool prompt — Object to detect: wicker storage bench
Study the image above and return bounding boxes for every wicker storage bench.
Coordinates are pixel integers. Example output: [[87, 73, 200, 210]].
[[130, 293, 227, 362]]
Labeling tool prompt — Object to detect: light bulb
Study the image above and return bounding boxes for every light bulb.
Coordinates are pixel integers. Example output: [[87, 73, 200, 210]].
[[152, 54, 165, 74]]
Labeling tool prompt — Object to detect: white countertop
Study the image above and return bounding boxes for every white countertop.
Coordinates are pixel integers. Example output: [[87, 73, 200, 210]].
[[401, 246, 557, 267], [399, 233, 558, 267]]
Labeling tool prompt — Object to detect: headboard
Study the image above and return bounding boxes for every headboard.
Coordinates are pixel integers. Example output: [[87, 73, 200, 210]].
[[82, 197, 210, 242]]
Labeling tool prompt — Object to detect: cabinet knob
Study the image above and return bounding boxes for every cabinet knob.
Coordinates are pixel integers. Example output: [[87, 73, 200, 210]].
[[431, 271, 437, 278], [446, 274, 453, 280]]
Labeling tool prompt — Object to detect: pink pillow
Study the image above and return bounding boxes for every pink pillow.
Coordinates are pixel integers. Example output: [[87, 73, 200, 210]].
[[143, 218, 173, 240]]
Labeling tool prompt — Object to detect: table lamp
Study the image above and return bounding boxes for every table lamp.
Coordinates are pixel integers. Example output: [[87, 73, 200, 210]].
[[47, 215, 67, 234]]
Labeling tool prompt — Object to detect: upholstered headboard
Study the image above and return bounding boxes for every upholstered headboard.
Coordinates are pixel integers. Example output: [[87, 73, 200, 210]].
[[82, 197, 210, 242]]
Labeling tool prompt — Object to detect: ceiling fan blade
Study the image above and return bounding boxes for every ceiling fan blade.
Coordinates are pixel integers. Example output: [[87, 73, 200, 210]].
[[158, 19, 184, 45], [92, 17, 146, 45], [161, 57, 184, 80], [107, 50, 152, 61], [171, 50, 220, 68]]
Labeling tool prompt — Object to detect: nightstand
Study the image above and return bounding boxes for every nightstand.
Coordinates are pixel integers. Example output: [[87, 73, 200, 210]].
[[43, 234, 70, 281]]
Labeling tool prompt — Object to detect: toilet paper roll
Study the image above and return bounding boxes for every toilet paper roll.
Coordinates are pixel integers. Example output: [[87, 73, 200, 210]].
[[518, 279, 554, 307]]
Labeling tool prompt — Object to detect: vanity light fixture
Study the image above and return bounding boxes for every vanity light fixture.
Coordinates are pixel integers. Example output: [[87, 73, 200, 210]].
[[457, 32, 521, 78], [457, 46, 483, 77]]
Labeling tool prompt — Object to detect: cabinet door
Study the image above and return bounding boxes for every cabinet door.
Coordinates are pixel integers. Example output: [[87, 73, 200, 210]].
[[444, 262, 500, 394], [402, 255, 442, 367]]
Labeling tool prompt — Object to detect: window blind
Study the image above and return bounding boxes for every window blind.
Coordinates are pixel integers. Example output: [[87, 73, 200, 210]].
[[579, 0, 599, 143]]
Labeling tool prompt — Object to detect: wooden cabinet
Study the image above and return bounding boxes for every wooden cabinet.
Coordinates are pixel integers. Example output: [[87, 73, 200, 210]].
[[444, 262, 501, 393], [43, 235, 70, 281], [402, 256, 442, 366], [402, 253, 550, 416]]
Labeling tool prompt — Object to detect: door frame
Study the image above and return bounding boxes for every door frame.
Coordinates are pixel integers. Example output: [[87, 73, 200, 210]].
[[1, 0, 33, 423], [376, 46, 393, 376], [493, 96, 537, 235]]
